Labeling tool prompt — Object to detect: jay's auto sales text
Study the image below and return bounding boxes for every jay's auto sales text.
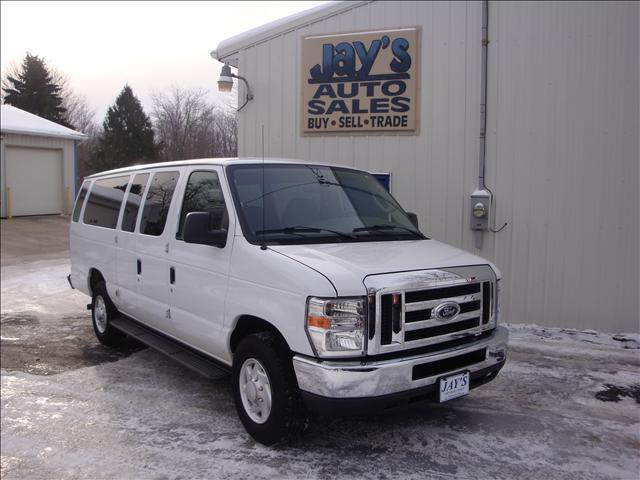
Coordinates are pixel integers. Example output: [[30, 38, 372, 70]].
[[301, 28, 419, 135]]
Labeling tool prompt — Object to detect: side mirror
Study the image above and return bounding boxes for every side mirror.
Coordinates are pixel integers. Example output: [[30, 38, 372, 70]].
[[183, 212, 227, 248], [407, 212, 419, 229]]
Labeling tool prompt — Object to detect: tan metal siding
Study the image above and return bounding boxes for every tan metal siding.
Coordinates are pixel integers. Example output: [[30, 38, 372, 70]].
[[230, 0, 638, 332], [237, 0, 481, 241], [485, 1, 638, 332]]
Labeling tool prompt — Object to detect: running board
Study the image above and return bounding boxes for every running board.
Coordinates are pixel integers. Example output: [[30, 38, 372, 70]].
[[110, 316, 230, 380]]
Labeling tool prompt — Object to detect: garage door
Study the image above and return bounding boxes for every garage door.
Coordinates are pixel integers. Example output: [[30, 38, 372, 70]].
[[6, 147, 64, 216]]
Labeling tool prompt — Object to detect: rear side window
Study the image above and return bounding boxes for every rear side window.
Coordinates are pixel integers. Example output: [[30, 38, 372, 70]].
[[121, 173, 149, 232], [139, 171, 179, 236], [83, 176, 129, 229], [72, 182, 90, 222], [177, 170, 228, 239]]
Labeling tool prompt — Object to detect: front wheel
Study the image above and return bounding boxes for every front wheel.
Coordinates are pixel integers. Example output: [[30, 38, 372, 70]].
[[232, 332, 307, 445]]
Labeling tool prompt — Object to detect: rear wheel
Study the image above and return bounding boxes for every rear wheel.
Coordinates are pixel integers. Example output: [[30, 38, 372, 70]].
[[232, 332, 308, 445], [91, 282, 124, 346]]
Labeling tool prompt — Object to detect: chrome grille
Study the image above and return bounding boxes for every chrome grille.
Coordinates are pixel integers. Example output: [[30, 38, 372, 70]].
[[365, 266, 497, 355]]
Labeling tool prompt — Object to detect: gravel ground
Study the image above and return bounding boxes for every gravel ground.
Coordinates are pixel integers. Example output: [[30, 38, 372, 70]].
[[1, 217, 639, 479]]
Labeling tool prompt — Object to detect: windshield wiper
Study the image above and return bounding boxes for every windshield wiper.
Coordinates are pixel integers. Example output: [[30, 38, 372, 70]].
[[255, 226, 356, 240], [353, 224, 425, 238]]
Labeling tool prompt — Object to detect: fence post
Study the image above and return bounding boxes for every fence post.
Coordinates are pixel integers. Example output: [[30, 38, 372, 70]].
[[65, 186, 71, 215], [6, 187, 12, 219]]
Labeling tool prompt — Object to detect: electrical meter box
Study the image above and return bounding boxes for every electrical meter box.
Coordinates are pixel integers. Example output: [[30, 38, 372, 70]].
[[470, 188, 492, 231]]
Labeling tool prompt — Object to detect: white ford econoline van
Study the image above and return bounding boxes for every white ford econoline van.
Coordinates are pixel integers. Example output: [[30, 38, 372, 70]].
[[69, 158, 508, 445]]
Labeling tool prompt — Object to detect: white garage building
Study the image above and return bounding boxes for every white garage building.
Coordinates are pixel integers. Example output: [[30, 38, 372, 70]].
[[212, 1, 639, 333], [1, 105, 85, 218]]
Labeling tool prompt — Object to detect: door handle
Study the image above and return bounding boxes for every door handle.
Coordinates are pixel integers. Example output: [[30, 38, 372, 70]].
[[137, 259, 142, 275], [170, 266, 175, 285]]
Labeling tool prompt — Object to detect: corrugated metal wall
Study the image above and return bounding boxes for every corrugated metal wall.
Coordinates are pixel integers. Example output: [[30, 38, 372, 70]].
[[485, 1, 638, 332], [230, 0, 639, 332]]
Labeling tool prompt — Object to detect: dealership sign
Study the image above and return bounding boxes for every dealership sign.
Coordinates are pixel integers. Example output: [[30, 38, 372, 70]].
[[301, 27, 419, 135]]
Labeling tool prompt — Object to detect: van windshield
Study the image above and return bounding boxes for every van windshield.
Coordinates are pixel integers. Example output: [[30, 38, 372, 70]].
[[227, 163, 425, 245]]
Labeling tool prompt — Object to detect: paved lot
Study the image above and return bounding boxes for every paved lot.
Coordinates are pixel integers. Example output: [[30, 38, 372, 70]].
[[1, 216, 639, 479], [1, 216, 72, 267], [1, 216, 143, 376]]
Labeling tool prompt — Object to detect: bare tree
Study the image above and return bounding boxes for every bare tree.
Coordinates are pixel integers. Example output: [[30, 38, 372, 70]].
[[0, 59, 20, 103], [76, 127, 102, 182], [63, 91, 97, 134], [152, 86, 237, 162], [47, 68, 103, 182], [214, 112, 238, 158], [49, 67, 98, 133]]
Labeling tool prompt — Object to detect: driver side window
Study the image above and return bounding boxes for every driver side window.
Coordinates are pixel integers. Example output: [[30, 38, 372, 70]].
[[177, 170, 228, 240]]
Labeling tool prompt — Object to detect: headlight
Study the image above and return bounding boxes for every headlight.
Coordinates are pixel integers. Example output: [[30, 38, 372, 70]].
[[306, 297, 366, 357]]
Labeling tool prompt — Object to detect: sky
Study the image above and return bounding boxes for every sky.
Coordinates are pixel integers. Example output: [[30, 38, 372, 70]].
[[1, 0, 328, 122]]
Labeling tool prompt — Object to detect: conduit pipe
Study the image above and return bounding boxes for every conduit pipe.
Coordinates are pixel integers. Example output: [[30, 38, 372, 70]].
[[471, 0, 507, 249]]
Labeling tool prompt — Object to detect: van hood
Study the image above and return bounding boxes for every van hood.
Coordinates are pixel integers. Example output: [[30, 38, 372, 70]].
[[269, 239, 498, 296]]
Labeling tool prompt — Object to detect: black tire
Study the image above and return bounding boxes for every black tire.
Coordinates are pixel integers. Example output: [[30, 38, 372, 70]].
[[232, 332, 308, 445], [91, 282, 124, 346]]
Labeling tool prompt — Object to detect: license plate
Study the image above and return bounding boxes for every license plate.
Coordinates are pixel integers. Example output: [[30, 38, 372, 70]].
[[439, 371, 470, 402]]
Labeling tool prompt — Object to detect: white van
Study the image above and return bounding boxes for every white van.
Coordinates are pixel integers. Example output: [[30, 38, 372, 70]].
[[69, 158, 508, 445]]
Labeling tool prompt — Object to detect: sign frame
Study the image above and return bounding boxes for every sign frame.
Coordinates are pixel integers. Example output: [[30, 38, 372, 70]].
[[300, 26, 422, 137]]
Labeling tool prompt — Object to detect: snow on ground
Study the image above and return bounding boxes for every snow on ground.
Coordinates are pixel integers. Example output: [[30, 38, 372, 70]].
[[507, 323, 640, 351], [1, 328, 639, 480], [1, 217, 639, 479], [1, 258, 86, 317]]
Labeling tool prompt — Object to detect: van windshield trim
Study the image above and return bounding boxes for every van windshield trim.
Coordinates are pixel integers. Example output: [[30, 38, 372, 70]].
[[226, 163, 426, 246]]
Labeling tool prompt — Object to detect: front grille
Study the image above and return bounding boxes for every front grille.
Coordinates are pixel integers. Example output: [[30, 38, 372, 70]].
[[366, 267, 497, 356], [380, 294, 393, 345], [405, 283, 480, 303], [412, 348, 487, 380], [380, 282, 490, 346], [482, 282, 491, 324], [404, 317, 480, 342], [364, 330, 493, 362], [404, 299, 480, 323]]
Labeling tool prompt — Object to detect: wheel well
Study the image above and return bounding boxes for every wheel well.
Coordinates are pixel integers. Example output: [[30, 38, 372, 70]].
[[88, 268, 105, 295], [230, 315, 290, 354]]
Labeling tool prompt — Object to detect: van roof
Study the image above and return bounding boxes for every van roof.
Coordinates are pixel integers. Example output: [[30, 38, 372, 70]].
[[85, 158, 354, 179]]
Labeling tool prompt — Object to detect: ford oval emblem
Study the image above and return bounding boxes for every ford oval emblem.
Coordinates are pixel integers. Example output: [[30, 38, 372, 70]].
[[433, 301, 461, 321]]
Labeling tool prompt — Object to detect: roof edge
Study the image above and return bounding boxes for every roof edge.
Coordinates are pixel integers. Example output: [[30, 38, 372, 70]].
[[1, 105, 86, 140], [1, 127, 86, 141], [211, 0, 372, 65]]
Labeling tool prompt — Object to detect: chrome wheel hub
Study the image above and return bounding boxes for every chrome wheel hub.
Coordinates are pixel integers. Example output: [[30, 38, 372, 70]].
[[239, 358, 272, 424], [94, 296, 108, 334]]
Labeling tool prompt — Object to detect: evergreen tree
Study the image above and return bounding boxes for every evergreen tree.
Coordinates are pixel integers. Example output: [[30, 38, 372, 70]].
[[97, 85, 157, 170], [2, 53, 70, 126]]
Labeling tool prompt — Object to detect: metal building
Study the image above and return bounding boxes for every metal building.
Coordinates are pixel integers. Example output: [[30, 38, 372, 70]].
[[1, 105, 85, 218], [212, 1, 639, 333]]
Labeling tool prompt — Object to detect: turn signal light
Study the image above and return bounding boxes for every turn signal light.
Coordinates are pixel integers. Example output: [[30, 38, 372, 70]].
[[307, 315, 332, 330]]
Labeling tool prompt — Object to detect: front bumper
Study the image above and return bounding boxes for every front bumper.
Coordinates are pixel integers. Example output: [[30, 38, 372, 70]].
[[293, 325, 508, 407]]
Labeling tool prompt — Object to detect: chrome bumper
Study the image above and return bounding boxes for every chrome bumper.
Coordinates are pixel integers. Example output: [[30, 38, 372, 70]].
[[293, 326, 508, 398]]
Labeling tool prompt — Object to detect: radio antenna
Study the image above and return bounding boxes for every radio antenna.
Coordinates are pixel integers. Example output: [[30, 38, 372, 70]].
[[260, 124, 267, 250]]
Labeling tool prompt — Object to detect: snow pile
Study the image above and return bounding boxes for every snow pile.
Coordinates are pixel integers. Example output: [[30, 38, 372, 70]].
[[505, 323, 640, 350]]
